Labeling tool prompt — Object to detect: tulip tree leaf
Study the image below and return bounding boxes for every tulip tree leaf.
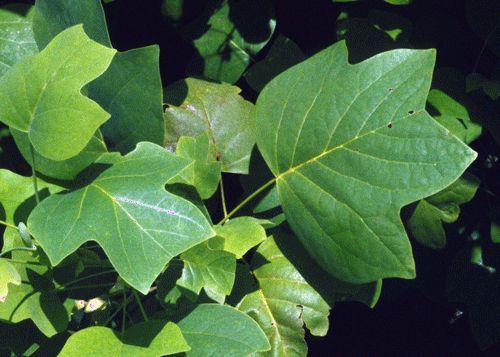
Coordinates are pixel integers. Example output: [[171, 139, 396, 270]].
[[238, 236, 331, 356], [59, 321, 190, 357], [186, 0, 276, 83], [255, 41, 477, 284], [171, 133, 222, 199], [32, 0, 111, 49], [164, 78, 256, 174], [408, 173, 479, 249], [0, 253, 68, 337], [178, 304, 270, 356], [427, 89, 482, 144], [215, 217, 267, 258], [11, 129, 108, 180], [27, 142, 215, 294], [0, 25, 116, 161], [89, 46, 165, 153], [0, 3, 37, 78], [0, 259, 21, 301], [177, 240, 236, 303], [245, 35, 306, 92]]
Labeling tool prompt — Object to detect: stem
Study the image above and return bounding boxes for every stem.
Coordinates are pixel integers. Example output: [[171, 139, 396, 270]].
[[472, 23, 499, 73], [61, 270, 116, 289], [0, 219, 18, 230], [29, 144, 40, 205], [218, 177, 276, 225], [5, 258, 44, 266], [0, 246, 37, 258], [133, 290, 149, 322], [121, 290, 127, 336], [220, 176, 228, 217], [103, 292, 132, 327]]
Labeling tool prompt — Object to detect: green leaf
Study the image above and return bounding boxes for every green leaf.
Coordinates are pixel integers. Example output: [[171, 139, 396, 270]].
[[245, 35, 305, 92], [164, 78, 256, 174], [178, 304, 270, 356], [171, 133, 222, 199], [215, 217, 267, 258], [0, 255, 68, 337], [59, 321, 189, 357], [185, 0, 276, 83], [177, 239, 236, 303], [237, 236, 331, 356], [0, 25, 116, 161], [255, 41, 477, 284], [427, 89, 482, 144], [33, 0, 111, 49], [0, 3, 37, 78], [466, 72, 500, 101], [27, 142, 215, 294], [0, 259, 21, 301], [408, 174, 479, 249], [11, 129, 108, 180], [88, 46, 165, 153]]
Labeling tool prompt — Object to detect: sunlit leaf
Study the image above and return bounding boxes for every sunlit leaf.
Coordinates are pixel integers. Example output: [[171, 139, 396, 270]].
[[255, 41, 476, 283]]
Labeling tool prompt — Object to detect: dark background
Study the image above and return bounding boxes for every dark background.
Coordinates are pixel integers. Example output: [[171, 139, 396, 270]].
[[2, 0, 499, 355]]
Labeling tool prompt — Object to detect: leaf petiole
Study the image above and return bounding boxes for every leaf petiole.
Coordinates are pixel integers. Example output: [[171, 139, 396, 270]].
[[218, 177, 276, 225]]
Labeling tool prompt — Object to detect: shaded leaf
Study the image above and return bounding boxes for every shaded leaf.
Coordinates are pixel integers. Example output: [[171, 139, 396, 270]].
[[59, 321, 189, 357], [215, 216, 267, 258], [33, 0, 111, 49], [28, 142, 215, 294], [0, 3, 37, 78], [185, 0, 276, 83], [0, 25, 116, 161], [178, 303, 270, 356], [255, 41, 476, 283], [245, 35, 305, 92], [0, 254, 68, 337], [408, 174, 480, 249], [177, 240, 236, 303], [89, 46, 165, 153], [164, 78, 255, 174], [238, 236, 330, 356]]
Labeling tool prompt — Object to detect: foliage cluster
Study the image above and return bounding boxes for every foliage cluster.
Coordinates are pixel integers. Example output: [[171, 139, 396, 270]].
[[0, 0, 498, 355]]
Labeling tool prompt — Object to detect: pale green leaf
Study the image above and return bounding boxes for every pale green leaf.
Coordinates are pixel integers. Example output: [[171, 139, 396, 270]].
[[0, 254, 68, 337], [33, 0, 111, 49], [164, 78, 255, 174], [0, 25, 116, 161], [178, 304, 270, 356], [89, 46, 165, 153], [409, 174, 479, 249], [28, 142, 215, 294], [238, 236, 330, 356], [11, 129, 108, 180], [186, 0, 276, 83], [171, 133, 222, 199], [215, 217, 267, 258], [0, 259, 21, 301], [0, 3, 37, 78], [256, 41, 477, 283], [59, 321, 189, 357], [245, 35, 305, 92], [177, 240, 236, 303]]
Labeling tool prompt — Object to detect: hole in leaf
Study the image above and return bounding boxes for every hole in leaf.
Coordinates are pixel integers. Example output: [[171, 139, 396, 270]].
[[408, 110, 415, 115], [387, 123, 393, 128], [388, 88, 393, 92]]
